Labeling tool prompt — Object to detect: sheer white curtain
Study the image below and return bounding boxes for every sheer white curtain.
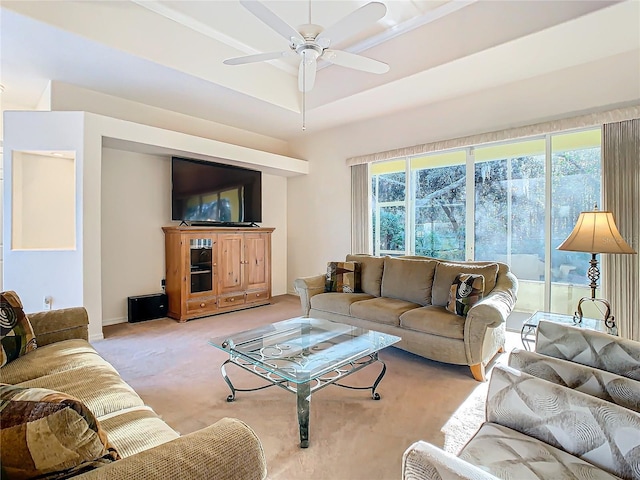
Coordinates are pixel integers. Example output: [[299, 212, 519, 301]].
[[351, 163, 370, 254], [602, 118, 640, 341]]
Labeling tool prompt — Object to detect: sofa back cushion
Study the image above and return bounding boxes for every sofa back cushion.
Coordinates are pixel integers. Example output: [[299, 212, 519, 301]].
[[381, 257, 437, 306], [346, 254, 384, 297], [432, 262, 499, 307]]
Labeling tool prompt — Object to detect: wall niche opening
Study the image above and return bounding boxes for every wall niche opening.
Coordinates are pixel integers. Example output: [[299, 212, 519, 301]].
[[12, 150, 76, 250]]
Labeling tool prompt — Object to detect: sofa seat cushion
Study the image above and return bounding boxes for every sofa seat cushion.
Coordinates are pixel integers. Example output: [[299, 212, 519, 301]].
[[17, 363, 144, 418], [459, 422, 621, 480], [381, 257, 437, 306], [310, 293, 374, 316], [350, 297, 420, 326], [399, 306, 465, 340], [98, 406, 179, 458], [0, 338, 110, 385]]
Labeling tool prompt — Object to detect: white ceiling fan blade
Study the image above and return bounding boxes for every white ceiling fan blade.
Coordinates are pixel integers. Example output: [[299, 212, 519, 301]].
[[224, 50, 292, 65], [315, 2, 386, 48], [298, 51, 318, 93], [322, 49, 389, 74], [240, 0, 304, 44]]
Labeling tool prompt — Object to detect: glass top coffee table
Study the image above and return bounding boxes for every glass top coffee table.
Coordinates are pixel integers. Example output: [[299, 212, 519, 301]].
[[209, 317, 401, 448]]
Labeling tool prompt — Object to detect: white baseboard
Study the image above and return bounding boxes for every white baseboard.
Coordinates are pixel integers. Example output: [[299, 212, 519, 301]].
[[89, 332, 104, 342], [102, 316, 127, 326]]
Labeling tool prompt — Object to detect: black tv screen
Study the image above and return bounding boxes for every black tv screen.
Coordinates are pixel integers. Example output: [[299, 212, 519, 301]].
[[171, 157, 262, 224]]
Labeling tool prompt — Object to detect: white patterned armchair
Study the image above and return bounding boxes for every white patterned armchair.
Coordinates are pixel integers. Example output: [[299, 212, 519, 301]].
[[402, 322, 640, 480]]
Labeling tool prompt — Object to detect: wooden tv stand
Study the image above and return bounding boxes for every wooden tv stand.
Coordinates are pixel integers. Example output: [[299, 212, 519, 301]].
[[162, 226, 274, 322]]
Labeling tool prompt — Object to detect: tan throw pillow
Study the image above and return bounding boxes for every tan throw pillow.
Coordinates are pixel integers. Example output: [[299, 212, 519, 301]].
[[1, 291, 37, 367], [446, 274, 484, 316], [432, 262, 499, 306], [0, 384, 120, 479], [381, 257, 437, 305], [325, 261, 361, 293]]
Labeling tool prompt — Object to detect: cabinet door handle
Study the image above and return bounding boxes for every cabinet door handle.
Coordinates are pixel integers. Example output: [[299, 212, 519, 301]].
[[200, 303, 205, 308], [256, 293, 260, 297]]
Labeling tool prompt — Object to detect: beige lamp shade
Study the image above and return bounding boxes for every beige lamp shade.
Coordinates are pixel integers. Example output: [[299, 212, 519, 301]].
[[557, 210, 636, 254]]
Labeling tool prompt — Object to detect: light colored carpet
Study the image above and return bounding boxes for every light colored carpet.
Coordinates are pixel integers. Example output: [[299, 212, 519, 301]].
[[93, 295, 522, 480]]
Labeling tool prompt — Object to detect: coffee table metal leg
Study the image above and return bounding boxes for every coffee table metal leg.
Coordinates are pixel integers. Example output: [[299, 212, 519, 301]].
[[297, 382, 311, 448], [221, 359, 237, 402], [370, 359, 386, 400]]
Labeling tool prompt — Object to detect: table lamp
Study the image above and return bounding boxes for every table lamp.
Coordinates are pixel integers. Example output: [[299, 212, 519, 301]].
[[557, 205, 636, 332]]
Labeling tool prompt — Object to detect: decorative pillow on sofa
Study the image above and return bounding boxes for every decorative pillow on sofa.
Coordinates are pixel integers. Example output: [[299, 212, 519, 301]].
[[432, 262, 498, 307], [1, 291, 37, 367], [446, 274, 484, 317], [0, 383, 120, 479], [325, 262, 361, 293]]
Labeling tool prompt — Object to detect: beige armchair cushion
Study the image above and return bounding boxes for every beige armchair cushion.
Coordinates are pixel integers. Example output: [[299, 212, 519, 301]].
[[346, 254, 384, 297], [432, 263, 499, 307], [381, 257, 437, 306]]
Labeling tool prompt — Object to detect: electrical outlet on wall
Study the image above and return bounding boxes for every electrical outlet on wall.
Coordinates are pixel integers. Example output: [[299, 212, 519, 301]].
[[43, 296, 53, 310]]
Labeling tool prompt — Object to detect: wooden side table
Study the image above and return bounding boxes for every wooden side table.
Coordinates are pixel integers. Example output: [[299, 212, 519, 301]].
[[520, 311, 616, 351]]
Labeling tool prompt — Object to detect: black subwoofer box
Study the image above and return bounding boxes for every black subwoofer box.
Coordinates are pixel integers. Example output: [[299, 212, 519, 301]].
[[127, 293, 168, 323]]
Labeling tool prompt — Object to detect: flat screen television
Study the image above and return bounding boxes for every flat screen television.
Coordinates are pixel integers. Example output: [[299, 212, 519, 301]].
[[171, 157, 262, 225]]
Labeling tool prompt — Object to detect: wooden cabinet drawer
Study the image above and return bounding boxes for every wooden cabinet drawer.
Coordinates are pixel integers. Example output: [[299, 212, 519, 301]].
[[246, 290, 269, 303], [186, 297, 218, 314], [218, 294, 246, 308]]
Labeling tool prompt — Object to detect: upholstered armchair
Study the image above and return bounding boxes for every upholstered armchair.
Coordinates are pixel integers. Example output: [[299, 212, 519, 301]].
[[402, 324, 640, 479]]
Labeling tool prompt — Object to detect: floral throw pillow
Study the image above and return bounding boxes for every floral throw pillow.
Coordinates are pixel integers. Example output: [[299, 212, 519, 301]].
[[1, 291, 37, 367], [325, 262, 361, 293], [446, 274, 484, 317]]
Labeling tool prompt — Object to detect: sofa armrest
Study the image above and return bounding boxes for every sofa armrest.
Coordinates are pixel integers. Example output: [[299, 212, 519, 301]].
[[27, 307, 89, 346], [402, 441, 500, 480], [77, 418, 267, 480], [463, 272, 517, 366], [293, 274, 325, 316]]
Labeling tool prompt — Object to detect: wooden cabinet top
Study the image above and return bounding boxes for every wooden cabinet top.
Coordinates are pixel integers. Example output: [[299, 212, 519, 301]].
[[162, 225, 275, 234]]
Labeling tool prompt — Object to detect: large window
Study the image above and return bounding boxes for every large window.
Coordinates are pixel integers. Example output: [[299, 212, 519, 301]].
[[370, 128, 602, 314]]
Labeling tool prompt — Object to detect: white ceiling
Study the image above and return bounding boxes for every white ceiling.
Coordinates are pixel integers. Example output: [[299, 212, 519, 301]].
[[1, 0, 639, 142]]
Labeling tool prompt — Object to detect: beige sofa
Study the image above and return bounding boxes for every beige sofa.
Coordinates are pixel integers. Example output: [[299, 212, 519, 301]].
[[0, 305, 267, 479], [294, 254, 518, 381]]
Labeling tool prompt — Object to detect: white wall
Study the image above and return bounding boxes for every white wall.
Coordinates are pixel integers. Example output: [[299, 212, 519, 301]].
[[286, 52, 640, 290], [101, 148, 169, 324], [3, 112, 85, 313], [50, 82, 291, 157], [261, 173, 288, 295]]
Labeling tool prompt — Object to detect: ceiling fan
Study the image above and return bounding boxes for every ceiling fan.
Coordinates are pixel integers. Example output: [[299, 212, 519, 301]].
[[224, 0, 390, 93]]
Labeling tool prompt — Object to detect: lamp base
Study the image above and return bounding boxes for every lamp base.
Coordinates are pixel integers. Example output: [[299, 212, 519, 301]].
[[573, 296, 617, 335]]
